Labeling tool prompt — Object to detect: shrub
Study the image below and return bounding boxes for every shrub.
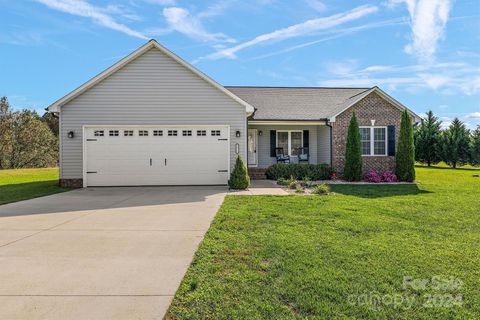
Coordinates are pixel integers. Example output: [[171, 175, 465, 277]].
[[228, 156, 250, 190], [288, 179, 297, 189], [301, 176, 312, 188], [364, 170, 381, 183], [381, 171, 397, 182], [295, 185, 305, 193], [277, 177, 289, 186], [344, 112, 363, 181], [396, 110, 416, 181], [312, 183, 330, 195], [265, 163, 334, 180]]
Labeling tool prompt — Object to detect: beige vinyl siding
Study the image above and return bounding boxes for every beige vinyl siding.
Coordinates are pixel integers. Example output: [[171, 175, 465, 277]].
[[248, 124, 333, 168], [317, 125, 331, 165], [59, 48, 246, 179]]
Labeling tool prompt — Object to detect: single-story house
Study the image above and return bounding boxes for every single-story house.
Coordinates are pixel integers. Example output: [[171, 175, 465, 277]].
[[48, 40, 420, 187]]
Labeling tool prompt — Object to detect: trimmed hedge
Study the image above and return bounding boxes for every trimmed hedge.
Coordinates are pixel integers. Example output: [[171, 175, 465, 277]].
[[265, 163, 335, 180]]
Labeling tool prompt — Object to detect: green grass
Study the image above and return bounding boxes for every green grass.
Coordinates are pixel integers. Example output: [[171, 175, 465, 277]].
[[0, 168, 70, 205], [168, 166, 480, 319]]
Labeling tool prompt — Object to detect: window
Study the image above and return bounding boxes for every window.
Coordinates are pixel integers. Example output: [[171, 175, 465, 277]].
[[276, 131, 303, 156], [139, 130, 149, 136], [374, 128, 386, 155], [211, 130, 221, 136], [153, 130, 163, 136], [197, 130, 206, 136], [124, 130, 133, 136], [182, 130, 192, 136], [168, 130, 178, 136], [109, 130, 119, 137], [360, 128, 371, 155], [94, 130, 104, 137], [359, 127, 387, 156]]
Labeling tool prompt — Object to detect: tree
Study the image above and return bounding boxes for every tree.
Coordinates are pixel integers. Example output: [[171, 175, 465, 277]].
[[8, 110, 58, 168], [415, 110, 442, 166], [396, 110, 415, 182], [343, 112, 362, 181], [41, 112, 59, 136], [0, 97, 14, 169], [228, 156, 250, 190], [437, 118, 470, 168], [469, 126, 480, 167]]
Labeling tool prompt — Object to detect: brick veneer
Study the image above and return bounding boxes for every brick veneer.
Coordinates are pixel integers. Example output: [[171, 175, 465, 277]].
[[248, 168, 267, 180], [60, 179, 83, 188], [331, 92, 403, 176]]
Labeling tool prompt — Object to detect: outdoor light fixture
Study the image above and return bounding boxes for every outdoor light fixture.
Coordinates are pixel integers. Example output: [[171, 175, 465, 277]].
[[371, 119, 376, 126], [259, 131, 263, 136], [68, 131, 74, 139], [235, 130, 241, 138]]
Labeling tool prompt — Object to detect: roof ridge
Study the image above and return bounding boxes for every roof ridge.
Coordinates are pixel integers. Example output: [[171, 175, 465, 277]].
[[225, 86, 372, 90]]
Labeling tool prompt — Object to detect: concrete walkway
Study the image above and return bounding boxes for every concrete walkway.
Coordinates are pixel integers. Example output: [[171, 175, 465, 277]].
[[0, 187, 227, 320]]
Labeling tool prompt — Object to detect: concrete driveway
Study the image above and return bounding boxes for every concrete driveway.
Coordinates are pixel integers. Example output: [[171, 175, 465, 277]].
[[0, 187, 227, 320]]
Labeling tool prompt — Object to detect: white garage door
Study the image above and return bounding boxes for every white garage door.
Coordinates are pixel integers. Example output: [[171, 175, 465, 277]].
[[84, 126, 229, 186]]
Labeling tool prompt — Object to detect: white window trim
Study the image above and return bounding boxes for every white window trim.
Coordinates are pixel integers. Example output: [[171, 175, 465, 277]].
[[360, 126, 388, 156], [276, 130, 303, 156]]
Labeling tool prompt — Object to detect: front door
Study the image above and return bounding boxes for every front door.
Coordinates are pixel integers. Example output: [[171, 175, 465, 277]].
[[247, 129, 257, 166]]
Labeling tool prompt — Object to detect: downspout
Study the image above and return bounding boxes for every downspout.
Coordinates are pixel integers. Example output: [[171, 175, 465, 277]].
[[325, 119, 333, 166]]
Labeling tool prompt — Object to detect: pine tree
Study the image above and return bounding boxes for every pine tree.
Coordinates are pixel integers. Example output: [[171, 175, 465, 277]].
[[228, 156, 250, 190], [469, 126, 480, 167], [396, 110, 415, 181], [343, 112, 362, 181], [415, 110, 442, 166], [437, 118, 470, 168]]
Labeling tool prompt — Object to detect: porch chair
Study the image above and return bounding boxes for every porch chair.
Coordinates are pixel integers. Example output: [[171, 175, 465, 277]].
[[275, 148, 290, 163], [298, 147, 309, 164]]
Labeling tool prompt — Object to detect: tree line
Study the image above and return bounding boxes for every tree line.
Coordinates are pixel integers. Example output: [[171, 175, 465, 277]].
[[0, 96, 58, 169], [415, 111, 480, 168]]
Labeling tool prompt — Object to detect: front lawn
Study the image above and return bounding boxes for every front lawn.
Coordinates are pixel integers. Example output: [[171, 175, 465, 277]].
[[0, 168, 69, 205], [167, 166, 480, 319]]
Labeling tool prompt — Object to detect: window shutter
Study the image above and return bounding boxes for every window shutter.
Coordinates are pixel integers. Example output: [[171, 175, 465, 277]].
[[303, 130, 309, 148], [388, 125, 395, 156], [270, 130, 276, 157]]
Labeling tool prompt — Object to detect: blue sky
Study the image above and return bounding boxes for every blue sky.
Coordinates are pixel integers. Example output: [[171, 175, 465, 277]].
[[1, 0, 479, 128]]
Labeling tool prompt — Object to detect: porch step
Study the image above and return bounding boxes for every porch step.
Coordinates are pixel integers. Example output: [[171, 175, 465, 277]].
[[248, 168, 267, 180]]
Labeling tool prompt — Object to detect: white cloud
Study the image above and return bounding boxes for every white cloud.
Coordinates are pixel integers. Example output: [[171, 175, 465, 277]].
[[162, 7, 236, 43], [324, 59, 358, 76], [305, 0, 327, 12], [143, 0, 176, 5], [200, 4, 378, 60], [319, 62, 480, 96], [467, 112, 480, 119], [390, 0, 452, 62], [35, 0, 147, 39], [417, 73, 451, 90]]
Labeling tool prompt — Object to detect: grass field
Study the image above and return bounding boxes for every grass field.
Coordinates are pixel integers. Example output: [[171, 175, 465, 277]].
[[0, 168, 69, 205], [167, 166, 480, 319]]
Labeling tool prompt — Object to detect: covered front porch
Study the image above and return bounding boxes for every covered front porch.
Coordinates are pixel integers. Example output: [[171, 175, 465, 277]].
[[247, 121, 332, 174]]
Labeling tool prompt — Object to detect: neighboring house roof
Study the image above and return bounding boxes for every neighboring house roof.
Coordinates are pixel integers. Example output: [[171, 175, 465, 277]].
[[48, 40, 255, 114], [226, 86, 421, 122]]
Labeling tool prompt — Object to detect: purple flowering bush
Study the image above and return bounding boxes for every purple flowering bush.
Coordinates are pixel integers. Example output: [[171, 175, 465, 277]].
[[364, 170, 381, 183], [381, 171, 397, 182]]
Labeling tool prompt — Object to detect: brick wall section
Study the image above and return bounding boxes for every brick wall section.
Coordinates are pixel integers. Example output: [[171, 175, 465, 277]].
[[248, 168, 267, 180], [60, 179, 83, 188], [331, 92, 403, 176]]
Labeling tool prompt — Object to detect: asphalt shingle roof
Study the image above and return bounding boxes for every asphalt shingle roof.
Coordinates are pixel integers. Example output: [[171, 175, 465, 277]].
[[225, 86, 372, 120]]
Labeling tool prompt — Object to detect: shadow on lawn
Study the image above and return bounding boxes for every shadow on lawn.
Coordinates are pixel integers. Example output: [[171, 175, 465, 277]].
[[330, 184, 432, 198]]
